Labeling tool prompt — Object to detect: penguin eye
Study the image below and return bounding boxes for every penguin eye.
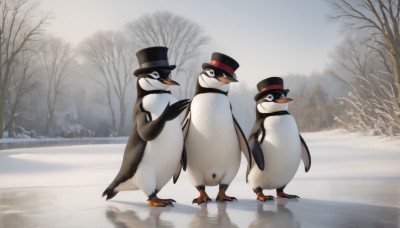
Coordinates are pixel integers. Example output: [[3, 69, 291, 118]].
[[206, 69, 215, 77], [265, 94, 274, 102], [150, 71, 160, 79]]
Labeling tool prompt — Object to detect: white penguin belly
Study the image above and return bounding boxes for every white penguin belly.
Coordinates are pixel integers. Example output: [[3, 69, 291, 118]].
[[138, 119, 183, 190], [132, 94, 183, 194], [248, 116, 301, 190], [185, 94, 241, 186]]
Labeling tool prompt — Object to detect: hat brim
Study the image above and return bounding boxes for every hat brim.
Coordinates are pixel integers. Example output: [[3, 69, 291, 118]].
[[202, 63, 236, 78], [254, 89, 290, 101], [133, 65, 176, 76]]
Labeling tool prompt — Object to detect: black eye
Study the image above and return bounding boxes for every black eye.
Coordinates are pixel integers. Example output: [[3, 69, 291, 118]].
[[265, 94, 274, 101], [206, 69, 215, 77], [150, 71, 160, 79]]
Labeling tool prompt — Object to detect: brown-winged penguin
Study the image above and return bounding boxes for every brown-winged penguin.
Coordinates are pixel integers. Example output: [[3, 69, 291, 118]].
[[178, 52, 251, 204], [102, 46, 190, 207], [246, 77, 311, 201]]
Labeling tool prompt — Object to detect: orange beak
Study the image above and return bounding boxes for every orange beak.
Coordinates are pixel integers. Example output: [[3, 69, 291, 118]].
[[275, 98, 293, 103], [161, 78, 180, 86], [216, 76, 238, 84]]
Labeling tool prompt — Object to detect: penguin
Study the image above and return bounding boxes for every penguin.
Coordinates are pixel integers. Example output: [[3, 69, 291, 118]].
[[178, 52, 251, 204], [246, 77, 311, 201], [102, 47, 190, 207]]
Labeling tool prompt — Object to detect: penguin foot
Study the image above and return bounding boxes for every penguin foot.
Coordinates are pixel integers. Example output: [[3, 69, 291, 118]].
[[256, 192, 275, 202], [192, 190, 211, 205], [147, 197, 176, 207], [277, 192, 300, 199], [216, 189, 237, 202]]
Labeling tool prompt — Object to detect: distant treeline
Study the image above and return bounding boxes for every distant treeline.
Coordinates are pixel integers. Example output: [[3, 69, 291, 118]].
[[1, 0, 399, 139]]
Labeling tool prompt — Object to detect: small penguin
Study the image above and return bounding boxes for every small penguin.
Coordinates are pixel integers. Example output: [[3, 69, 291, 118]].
[[179, 52, 251, 204], [246, 77, 311, 201], [102, 46, 189, 207]]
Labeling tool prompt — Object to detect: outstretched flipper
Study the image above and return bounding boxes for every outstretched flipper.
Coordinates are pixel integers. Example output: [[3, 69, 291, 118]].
[[137, 99, 190, 141], [299, 134, 311, 172]]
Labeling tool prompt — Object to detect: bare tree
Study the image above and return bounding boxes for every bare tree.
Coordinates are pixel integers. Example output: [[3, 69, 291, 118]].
[[328, 0, 400, 96], [79, 31, 136, 136], [330, 36, 400, 136], [126, 11, 209, 98], [6, 48, 37, 137], [328, 0, 400, 136], [37, 37, 74, 137], [0, 0, 49, 138]]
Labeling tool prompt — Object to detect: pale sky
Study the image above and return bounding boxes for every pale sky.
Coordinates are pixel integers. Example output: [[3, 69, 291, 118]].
[[38, 0, 342, 87]]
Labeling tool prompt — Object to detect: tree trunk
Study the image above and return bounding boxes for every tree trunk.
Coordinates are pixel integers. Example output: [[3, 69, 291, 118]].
[[46, 109, 54, 137], [6, 119, 15, 138], [0, 96, 5, 138], [391, 51, 400, 99]]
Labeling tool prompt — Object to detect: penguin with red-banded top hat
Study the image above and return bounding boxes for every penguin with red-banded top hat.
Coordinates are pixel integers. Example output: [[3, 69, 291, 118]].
[[102, 46, 190, 207], [245, 77, 311, 201], [176, 52, 251, 205]]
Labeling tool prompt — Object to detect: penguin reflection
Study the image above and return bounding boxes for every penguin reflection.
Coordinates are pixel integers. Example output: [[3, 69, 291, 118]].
[[190, 203, 239, 228], [106, 206, 173, 228], [249, 199, 300, 228]]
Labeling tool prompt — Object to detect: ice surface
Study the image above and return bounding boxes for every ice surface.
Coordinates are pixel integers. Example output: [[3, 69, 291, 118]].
[[0, 130, 399, 228]]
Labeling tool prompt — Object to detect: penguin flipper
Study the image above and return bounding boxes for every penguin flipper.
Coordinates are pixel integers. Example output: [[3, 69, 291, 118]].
[[299, 134, 311, 172], [137, 99, 190, 141], [173, 144, 188, 183], [173, 102, 191, 183], [181, 104, 191, 139], [181, 103, 191, 172], [248, 118, 266, 174], [173, 162, 182, 184], [232, 115, 252, 166], [249, 134, 265, 171]]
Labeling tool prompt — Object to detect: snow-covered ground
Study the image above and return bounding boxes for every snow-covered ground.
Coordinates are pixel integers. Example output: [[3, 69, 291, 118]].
[[0, 130, 399, 228], [0, 137, 128, 150]]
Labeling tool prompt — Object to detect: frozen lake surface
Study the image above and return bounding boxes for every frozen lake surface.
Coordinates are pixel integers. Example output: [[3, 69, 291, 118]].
[[1, 130, 399, 227]]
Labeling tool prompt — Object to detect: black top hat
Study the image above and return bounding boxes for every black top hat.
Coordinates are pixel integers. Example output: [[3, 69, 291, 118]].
[[254, 77, 290, 101], [202, 52, 239, 78], [133, 46, 176, 76]]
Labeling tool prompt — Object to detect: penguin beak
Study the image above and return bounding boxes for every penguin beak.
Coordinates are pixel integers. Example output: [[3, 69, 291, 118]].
[[160, 78, 180, 86], [216, 76, 238, 83], [275, 98, 293, 103]]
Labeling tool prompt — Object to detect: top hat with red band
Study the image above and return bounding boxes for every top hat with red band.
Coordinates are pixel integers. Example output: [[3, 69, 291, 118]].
[[254, 77, 290, 101], [133, 46, 176, 76], [202, 52, 239, 78]]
